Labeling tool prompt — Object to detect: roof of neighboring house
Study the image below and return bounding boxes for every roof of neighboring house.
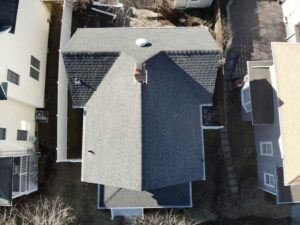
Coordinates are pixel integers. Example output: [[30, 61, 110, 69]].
[[0, 0, 19, 33], [98, 183, 192, 208], [248, 60, 274, 124], [277, 166, 300, 204], [272, 43, 300, 186], [0, 157, 13, 206], [63, 27, 220, 191]]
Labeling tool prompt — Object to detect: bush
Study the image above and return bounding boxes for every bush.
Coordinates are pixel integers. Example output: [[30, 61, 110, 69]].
[[0, 207, 18, 225], [137, 210, 201, 225], [0, 197, 76, 225]]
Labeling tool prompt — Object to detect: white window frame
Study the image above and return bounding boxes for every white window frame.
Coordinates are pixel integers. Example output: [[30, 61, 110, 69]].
[[241, 87, 252, 112], [264, 172, 275, 188], [259, 141, 273, 156]]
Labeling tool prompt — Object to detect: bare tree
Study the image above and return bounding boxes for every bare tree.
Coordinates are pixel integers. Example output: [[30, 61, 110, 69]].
[[137, 210, 201, 225], [0, 207, 18, 225], [0, 197, 76, 225], [19, 197, 76, 225]]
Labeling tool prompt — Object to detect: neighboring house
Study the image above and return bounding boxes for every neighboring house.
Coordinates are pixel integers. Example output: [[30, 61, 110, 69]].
[[62, 27, 220, 218], [241, 42, 300, 204], [281, 0, 300, 42], [0, 0, 50, 206]]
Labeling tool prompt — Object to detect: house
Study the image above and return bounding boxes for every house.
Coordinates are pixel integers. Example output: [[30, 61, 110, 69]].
[[0, 0, 50, 206], [281, 0, 300, 42], [62, 27, 221, 218], [241, 42, 300, 204]]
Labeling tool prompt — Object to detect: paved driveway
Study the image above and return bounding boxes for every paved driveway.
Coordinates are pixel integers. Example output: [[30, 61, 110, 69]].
[[229, 0, 286, 79]]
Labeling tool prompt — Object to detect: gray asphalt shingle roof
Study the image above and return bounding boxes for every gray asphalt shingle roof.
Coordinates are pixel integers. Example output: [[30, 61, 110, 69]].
[[63, 27, 219, 62], [0, 157, 13, 206], [98, 183, 191, 208], [63, 53, 119, 106], [0, 0, 19, 33], [63, 27, 220, 191], [63, 27, 219, 107]]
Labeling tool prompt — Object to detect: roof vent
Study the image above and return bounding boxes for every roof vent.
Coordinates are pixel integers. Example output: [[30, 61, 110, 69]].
[[74, 77, 81, 85], [135, 38, 148, 47]]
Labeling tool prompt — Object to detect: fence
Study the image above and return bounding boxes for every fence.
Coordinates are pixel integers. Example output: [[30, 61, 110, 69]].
[[56, 0, 80, 162]]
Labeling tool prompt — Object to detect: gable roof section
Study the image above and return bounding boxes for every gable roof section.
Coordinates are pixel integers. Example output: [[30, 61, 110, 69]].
[[63, 27, 219, 107], [63, 53, 119, 107], [141, 53, 210, 190], [82, 53, 143, 190], [248, 60, 274, 124], [63, 27, 219, 63], [64, 27, 220, 191], [167, 51, 220, 95], [82, 52, 217, 190], [272, 43, 300, 186], [0, 0, 19, 33], [98, 183, 192, 208], [0, 157, 13, 206]]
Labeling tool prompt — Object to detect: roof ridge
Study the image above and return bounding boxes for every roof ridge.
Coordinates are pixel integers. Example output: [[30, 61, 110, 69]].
[[165, 50, 220, 54]]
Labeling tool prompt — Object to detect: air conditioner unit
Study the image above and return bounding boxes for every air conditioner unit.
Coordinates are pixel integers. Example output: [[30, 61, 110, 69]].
[[35, 110, 48, 123]]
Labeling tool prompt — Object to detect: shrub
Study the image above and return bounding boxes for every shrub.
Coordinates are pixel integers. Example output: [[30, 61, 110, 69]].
[[0, 196, 76, 225], [19, 197, 76, 225], [137, 210, 201, 225], [0, 207, 18, 225]]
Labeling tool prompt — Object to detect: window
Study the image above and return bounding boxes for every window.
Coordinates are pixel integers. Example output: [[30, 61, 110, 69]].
[[7, 69, 20, 85], [241, 87, 252, 112], [259, 141, 273, 156], [30, 56, 40, 81], [17, 130, 28, 141], [264, 173, 275, 188], [0, 128, 6, 140]]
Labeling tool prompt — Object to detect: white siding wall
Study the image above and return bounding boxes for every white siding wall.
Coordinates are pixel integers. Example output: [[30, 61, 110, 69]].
[[0, 0, 50, 156], [57, 0, 73, 161], [0, 0, 50, 108], [0, 100, 35, 154]]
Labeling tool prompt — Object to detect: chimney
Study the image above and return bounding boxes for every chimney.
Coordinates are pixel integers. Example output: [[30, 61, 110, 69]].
[[133, 63, 146, 83]]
